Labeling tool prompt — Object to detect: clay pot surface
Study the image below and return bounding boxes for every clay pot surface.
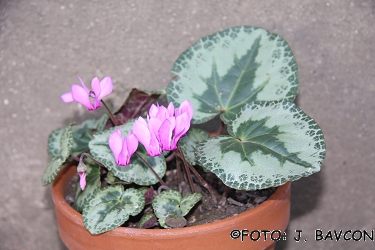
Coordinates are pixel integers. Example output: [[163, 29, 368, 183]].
[[52, 165, 290, 250]]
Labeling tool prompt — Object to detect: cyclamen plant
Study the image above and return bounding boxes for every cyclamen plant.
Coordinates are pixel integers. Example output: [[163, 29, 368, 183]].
[[42, 26, 326, 235]]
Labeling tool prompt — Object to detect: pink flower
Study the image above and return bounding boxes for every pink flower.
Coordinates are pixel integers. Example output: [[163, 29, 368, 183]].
[[133, 100, 193, 154], [77, 161, 87, 190], [109, 129, 138, 166], [148, 102, 175, 121], [61, 76, 113, 110], [159, 100, 193, 150], [79, 171, 87, 190], [133, 117, 163, 156]]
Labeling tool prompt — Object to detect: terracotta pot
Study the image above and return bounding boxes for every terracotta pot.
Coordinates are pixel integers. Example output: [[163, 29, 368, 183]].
[[52, 165, 290, 250]]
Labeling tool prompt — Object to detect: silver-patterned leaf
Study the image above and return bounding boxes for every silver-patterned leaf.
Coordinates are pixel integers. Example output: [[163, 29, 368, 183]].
[[41, 156, 64, 186], [88, 121, 167, 185], [47, 127, 65, 158], [152, 190, 202, 228], [167, 26, 298, 124], [179, 128, 210, 165], [70, 117, 107, 156], [195, 101, 326, 190], [83, 186, 145, 235], [42, 124, 73, 186]]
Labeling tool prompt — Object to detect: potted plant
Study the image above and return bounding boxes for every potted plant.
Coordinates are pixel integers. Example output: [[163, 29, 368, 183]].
[[42, 26, 326, 250]]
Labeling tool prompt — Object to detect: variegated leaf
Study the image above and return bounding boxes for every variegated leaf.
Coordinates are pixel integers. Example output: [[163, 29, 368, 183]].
[[47, 115, 108, 158], [42, 124, 73, 186], [88, 121, 167, 185], [70, 116, 108, 156], [195, 101, 326, 190], [83, 186, 145, 234], [152, 190, 202, 228], [179, 128, 210, 165], [167, 26, 298, 124], [139, 213, 158, 229]]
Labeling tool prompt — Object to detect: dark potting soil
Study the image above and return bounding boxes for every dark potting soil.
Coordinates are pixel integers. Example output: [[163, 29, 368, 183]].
[[66, 164, 275, 229]]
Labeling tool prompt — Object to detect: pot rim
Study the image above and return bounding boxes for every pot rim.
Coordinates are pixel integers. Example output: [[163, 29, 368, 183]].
[[52, 164, 291, 237]]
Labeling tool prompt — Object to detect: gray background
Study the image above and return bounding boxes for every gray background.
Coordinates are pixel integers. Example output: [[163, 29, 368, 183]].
[[1, 0, 374, 249]]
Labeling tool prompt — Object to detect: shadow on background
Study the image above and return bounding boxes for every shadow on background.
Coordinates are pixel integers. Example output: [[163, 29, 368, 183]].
[[276, 169, 325, 250]]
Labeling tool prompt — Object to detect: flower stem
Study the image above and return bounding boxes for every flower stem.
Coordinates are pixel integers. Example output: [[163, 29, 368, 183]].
[[101, 100, 119, 126], [80, 152, 105, 167], [176, 144, 217, 204], [135, 152, 167, 187], [176, 158, 183, 191]]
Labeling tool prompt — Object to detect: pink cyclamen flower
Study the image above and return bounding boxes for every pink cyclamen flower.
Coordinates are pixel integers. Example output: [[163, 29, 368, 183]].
[[148, 102, 175, 121], [77, 161, 87, 190], [133, 116, 163, 156], [133, 100, 193, 154], [159, 100, 193, 150], [61, 76, 113, 110], [109, 129, 139, 166], [78, 171, 87, 190]]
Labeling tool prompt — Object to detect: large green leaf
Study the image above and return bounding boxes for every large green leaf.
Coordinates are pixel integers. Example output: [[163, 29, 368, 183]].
[[167, 26, 298, 124], [82, 186, 145, 234], [42, 124, 74, 186], [88, 121, 167, 186], [195, 101, 326, 190], [179, 128, 210, 165]]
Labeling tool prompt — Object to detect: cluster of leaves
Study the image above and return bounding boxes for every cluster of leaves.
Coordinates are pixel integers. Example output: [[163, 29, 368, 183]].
[[42, 26, 326, 235]]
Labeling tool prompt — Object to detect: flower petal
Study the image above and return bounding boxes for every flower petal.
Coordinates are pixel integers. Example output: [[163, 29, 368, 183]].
[[98, 76, 113, 100], [89, 77, 101, 109], [60, 92, 73, 103], [148, 117, 163, 139], [167, 102, 175, 117], [79, 171, 87, 190], [172, 113, 190, 148], [149, 104, 159, 118], [126, 132, 139, 156], [109, 129, 123, 164], [159, 117, 175, 150], [148, 135, 162, 156], [91, 77, 101, 97], [78, 76, 90, 93], [117, 142, 129, 166], [71, 84, 93, 110], [133, 117, 151, 147], [176, 100, 193, 121]]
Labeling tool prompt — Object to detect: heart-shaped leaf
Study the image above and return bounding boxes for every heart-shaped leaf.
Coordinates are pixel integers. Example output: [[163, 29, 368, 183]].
[[42, 123, 74, 186], [165, 214, 187, 228], [179, 128, 210, 165], [47, 115, 108, 158], [83, 186, 145, 234], [152, 190, 202, 228], [195, 101, 326, 190], [74, 162, 101, 212], [71, 116, 108, 156], [89, 121, 167, 185], [167, 26, 298, 124]]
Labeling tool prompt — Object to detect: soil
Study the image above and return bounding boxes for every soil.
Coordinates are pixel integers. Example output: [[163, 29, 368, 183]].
[[66, 162, 275, 229]]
